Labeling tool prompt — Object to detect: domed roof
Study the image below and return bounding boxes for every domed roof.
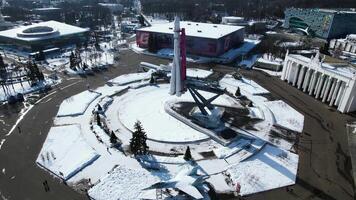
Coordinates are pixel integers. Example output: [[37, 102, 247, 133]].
[[17, 26, 59, 38]]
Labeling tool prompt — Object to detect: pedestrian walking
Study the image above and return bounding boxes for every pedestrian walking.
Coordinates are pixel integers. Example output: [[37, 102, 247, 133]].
[[44, 180, 50, 192], [17, 126, 21, 134], [43, 181, 48, 192]]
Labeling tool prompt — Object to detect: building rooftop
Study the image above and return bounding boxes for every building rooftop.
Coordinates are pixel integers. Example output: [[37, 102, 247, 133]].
[[0, 21, 89, 42], [138, 21, 244, 39], [290, 54, 356, 79]]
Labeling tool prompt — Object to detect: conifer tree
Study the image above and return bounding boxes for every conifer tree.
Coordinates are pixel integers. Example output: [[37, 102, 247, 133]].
[[184, 146, 192, 161], [96, 113, 101, 126], [130, 121, 149, 155], [235, 87, 241, 97], [110, 131, 118, 144]]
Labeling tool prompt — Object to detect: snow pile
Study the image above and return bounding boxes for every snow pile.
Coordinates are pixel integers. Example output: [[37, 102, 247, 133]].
[[264, 100, 304, 133], [57, 90, 101, 117], [219, 74, 269, 95], [36, 125, 100, 180], [88, 165, 164, 200], [187, 68, 213, 79], [108, 71, 152, 86], [227, 144, 298, 196]]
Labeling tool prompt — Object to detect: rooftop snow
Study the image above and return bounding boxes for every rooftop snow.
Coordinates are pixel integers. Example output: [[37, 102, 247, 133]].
[[0, 20, 89, 42], [137, 21, 244, 39]]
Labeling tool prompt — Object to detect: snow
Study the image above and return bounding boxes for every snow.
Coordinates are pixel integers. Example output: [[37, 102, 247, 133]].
[[220, 39, 260, 60], [138, 21, 244, 39], [264, 101, 304, 133], [253, 67, 283, 77], [187, 68, 213, 79], [35, 71, 303, 198], [227, 144, 298, 196], [219, 74, 269, 95], [0, 21, 88, 42], [248, 107, 264, 119], [278, 41, 303, 48], [108, 71, 153, 86], [57, 90, 101, 117], [117, 85, 209, 142], [238, 55, 258, 69], [257, 57, 282, 66], [133, 39, 259, 64], [36, 125, 100, 180], [88, 164, 167, 200], [0, 79, 56, 102], [94, 85, 128, 97], [213, 139, 251, 159]]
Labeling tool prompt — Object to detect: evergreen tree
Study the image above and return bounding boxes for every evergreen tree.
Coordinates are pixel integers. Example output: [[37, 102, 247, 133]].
[[96, 113, 101, 126], [110, 131, 118, 144], [97, 104, 103, 112], [184, 146, 192, 161], [130, 121, 149, 155], [235, 87, 241, 97]]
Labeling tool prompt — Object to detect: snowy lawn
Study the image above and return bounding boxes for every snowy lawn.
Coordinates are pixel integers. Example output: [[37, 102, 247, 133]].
[[219, 74, 269, 95], [264, 100, 304, 133], [227, 144, 298, 196], [88, 164, 169, 200], [57, 90, 101, 117], [187, 68, 213, 79], [108, 71, 153, 85], [36, 125, 100, 180]]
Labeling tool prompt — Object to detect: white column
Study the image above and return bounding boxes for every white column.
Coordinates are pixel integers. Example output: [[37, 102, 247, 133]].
[[314, 73, 322, 96], [281, 60, 289, 80], [335, 82, 345, 106], [327, 79, 337, 102], [320, 76, 330, 100], [293, 65, 301, 86], [297, 66, 306, 89], [302, 68, 313, 92], [309, 72, 318, 95], [287, 63, 295, 84], [330, 80, 341, 106], [322, 77, 333, 102], [316, 74, 325, 99]]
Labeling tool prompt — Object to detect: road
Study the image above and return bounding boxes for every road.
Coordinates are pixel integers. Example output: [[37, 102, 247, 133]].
[[0, 50, 354, 200]]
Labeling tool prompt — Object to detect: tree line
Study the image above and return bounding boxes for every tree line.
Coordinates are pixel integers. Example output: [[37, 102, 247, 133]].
[[141, 0, 356, 20]]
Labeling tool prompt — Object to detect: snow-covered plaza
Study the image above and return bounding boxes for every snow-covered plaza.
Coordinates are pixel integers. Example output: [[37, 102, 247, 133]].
[[36, 67, 304, 199]]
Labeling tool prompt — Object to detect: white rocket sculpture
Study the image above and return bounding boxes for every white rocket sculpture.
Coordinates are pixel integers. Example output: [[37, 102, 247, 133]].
[[169, 17, 183, 96]]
